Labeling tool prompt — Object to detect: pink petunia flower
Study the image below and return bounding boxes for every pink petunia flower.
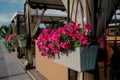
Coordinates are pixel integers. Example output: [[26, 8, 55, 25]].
[[37, 20, 104, 59], [98, 37, 104, 44]]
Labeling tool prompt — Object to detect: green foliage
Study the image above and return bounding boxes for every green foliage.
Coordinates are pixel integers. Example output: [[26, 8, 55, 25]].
[[5, 33, 27, 53], [7, 25, 13, 35], [12, 36, 21, 48], [117, 24, 120, 35], [47, 21, 66, 29], [0, 25, 9, 38], [4, 42, 13, 53], [12, 34, 27, 47], [0, 25, 8, 32]]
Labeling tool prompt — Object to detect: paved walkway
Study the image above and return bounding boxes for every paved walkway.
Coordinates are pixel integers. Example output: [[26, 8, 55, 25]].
[[0, 39, 32, 80]]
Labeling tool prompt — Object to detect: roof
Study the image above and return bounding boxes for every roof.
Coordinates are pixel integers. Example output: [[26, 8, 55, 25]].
[[11, 9, 67, 23], [25, 0, 65, 10], [112, 10, 120, 20], [109, 23, 120, 27], [11, 11, 24, 23]]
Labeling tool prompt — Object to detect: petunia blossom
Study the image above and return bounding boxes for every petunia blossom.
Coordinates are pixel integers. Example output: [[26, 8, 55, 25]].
[[37, 20, 104, 59]]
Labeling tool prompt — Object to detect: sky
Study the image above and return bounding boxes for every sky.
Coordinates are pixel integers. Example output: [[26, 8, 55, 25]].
[[0, 0, 26, 26]]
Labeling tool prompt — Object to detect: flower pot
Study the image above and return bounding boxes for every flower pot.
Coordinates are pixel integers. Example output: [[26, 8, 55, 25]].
[[54, 45, 98, 72]]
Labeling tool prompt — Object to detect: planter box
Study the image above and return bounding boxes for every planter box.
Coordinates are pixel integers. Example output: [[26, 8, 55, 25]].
[[19, 39, 27, 47], [54, 45, 98, 72]]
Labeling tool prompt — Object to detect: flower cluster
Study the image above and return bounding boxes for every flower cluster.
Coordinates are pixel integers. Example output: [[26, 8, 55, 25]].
[[6, 34, 16, 42], [5, 34, 17, 52], [37, 21, 104, 59]]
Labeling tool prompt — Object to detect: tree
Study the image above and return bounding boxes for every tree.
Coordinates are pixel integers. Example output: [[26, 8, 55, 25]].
[[0, 25, 9, 38]]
